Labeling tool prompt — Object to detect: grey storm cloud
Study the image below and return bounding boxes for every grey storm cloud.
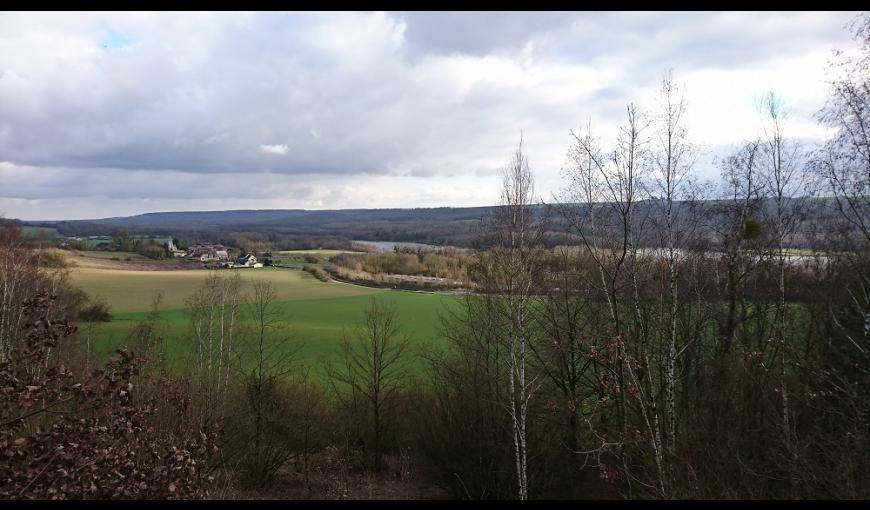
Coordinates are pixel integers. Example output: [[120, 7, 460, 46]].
[[393, 12, 855, 82], [392, 11, 578, 56], [0, 164, 320, 201], [0, 11, 861, 220], [0, 12, 409, 175]]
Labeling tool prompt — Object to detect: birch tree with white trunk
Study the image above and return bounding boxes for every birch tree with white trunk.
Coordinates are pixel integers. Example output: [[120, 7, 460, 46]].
[[758, 91, 806, 450], [187, 272, 243, 432], [489, 138, 544, 500], [648, 72, 698, 462]]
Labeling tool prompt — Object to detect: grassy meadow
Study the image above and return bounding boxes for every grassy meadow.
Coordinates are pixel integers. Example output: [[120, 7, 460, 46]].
[[70, 263, 459, 378]]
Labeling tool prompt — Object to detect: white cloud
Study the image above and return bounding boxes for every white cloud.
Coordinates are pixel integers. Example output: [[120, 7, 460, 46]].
[[0, 161, 499, 220], [0, 11, 862, 220], [259, 144, 289, 155]]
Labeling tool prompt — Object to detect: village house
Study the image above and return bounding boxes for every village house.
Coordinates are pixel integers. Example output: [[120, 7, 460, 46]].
[[234, 253, 263, 268], [185, 244, 229, 261]]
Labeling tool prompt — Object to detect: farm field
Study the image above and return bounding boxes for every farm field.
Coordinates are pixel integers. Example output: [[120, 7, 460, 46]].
[[74, 250, 148, 260], [63, 250, 198, 271], [276, 249, 356, 257], [80, 292, 455, 378], [70, 264, 459, 376], [70, 266, 383, 312]]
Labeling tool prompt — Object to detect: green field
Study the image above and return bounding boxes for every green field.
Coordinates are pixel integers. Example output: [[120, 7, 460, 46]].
[[71, 266, 458, 377], [271, 249, 355, 267], [80, 293, 455, 377], [20, 226, 60, 238], [276, 249, 354, 257]]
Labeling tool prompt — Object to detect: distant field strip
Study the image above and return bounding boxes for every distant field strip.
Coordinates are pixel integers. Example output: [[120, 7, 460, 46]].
[[71, 266, 383, 312], [276, 249, 356, 257]]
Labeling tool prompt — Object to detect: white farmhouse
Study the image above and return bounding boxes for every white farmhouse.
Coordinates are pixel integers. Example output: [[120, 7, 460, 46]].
[[234, 253, 263, 268]]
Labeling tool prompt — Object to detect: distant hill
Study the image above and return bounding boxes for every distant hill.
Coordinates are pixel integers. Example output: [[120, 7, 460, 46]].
[[15, 197, 845, 249], [64, 207, 498, 228], [21, 206, 506, 248]]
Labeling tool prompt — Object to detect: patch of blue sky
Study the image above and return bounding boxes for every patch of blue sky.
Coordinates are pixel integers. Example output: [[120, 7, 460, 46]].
[[99, 26, 137, 52]]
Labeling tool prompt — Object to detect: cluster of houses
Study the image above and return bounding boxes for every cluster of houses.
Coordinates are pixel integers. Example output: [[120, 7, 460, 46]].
[[183, 243, 262, 268], [184, 243, 228, 261]]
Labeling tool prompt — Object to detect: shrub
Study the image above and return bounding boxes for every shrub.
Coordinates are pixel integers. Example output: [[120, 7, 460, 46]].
[[79, 298, 113, 322], [135, 241, 168, 260], [38, 248, 69, 268], [743, 218, 762, 239], [304, 266, 331, 282], [1, 292, 214, 499]]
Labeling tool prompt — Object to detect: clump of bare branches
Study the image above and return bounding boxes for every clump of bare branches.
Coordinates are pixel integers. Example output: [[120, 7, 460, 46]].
[[222, 280, 302, 488], [326, 297, 410, 474]]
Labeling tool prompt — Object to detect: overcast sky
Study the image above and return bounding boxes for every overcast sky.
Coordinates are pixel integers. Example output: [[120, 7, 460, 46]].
[[0, 11, 861, 221]]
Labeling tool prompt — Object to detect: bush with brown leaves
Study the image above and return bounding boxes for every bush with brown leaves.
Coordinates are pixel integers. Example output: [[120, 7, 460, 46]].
[[1, 292, 215, 500]]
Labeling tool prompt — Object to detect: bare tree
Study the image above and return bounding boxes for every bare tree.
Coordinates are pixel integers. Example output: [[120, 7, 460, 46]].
[[648, 71, 698, 460], [814, 13, 870, 349], [529, 245, 599, 458], [0, 228, 39, 362], [561, 106, 648, 335], [186, 272, 243, 432], [482, 138, 546, 500], [815, 14, 870, 247], [758, 91, 806, 450], [715, 141, 765, 354], [326, 297, 410, 472], [416, 274, 516, 498], [1, 227, 82, 372], [560, 105, 664, 497], [288, 370, 329, 496], [793, 15, 870, 497], [228, 279, 300, 487]]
